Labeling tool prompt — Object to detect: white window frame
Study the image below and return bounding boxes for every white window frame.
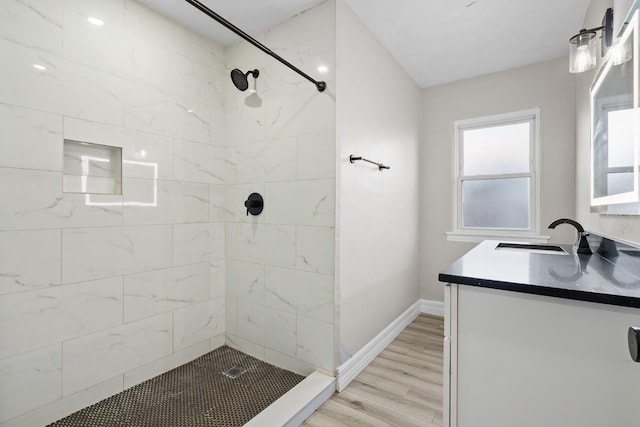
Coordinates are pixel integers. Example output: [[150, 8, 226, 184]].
[[446, 108, 548, 243]]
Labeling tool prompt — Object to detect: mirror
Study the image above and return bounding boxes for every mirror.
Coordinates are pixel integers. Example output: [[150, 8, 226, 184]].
[[591, 8, 640, 207]]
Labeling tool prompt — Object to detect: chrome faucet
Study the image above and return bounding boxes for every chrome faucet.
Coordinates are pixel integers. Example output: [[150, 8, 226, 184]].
[[548, 218, 592, 255]]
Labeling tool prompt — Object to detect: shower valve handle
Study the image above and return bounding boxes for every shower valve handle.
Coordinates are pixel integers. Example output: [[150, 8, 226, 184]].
[[244, 193, 264, 216], [244, 200, 258, 215]]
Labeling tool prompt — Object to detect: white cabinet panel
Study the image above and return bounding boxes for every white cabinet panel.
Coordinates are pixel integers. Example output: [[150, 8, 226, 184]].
[[445, 284, 640, 427]]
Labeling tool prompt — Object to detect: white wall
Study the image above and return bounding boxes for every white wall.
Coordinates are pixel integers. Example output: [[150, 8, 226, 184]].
[[575, 0, 640, 245], [420, 58, 577, 302], [223, 1, 337, 375], [0, 1, 226, 425], [336, 0, 421, 360]]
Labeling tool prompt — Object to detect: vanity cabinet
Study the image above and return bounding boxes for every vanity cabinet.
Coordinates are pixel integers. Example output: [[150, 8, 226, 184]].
[[444, 283, 640, 427]]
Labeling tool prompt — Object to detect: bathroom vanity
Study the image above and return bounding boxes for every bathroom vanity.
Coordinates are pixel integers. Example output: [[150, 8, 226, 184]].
[[439, 236, 640, 427]]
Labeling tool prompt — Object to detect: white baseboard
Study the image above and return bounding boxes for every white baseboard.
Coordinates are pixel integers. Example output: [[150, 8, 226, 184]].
[[335, 299, 444, 392], [419, 299, 445, 317], [336, 302, 421, 391]]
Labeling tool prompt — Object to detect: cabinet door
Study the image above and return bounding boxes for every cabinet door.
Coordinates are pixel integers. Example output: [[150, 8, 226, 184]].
[[456, 285, 640, 427]]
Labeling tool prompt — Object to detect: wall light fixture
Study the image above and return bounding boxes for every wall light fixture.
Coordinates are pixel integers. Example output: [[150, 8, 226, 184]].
[[569, 8, 614, 73]]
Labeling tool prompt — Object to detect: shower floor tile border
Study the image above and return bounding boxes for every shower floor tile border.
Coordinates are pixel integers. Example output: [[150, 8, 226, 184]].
[[244, 371, 335, 427], [47, 346, 305, 427]]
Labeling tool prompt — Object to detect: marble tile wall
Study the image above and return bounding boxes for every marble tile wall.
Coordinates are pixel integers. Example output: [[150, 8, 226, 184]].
[[0, 0, 338, 424], [224, 0, 337, 376], [0, 0, 226, 424]]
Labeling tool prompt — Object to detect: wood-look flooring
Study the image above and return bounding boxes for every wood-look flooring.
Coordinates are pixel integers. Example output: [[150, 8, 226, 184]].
[[302, 314, 444, 427]]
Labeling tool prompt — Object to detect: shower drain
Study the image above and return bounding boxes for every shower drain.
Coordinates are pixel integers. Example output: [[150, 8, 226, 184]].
[[223, 366, 247, 379]]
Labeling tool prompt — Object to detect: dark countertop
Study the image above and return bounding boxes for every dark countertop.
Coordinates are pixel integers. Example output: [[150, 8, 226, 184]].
[[439, 236, 640, 309]]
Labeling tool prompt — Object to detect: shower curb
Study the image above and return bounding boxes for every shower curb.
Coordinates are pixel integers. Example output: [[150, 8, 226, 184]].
[[243, 371, 335, 427]]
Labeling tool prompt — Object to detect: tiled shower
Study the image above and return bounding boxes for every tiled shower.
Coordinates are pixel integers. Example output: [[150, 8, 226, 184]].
[[0, 0, 336, 425]]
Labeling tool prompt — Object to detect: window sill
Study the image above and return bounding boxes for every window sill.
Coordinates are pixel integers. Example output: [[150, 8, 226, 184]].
[[446, 231, 551, 243]]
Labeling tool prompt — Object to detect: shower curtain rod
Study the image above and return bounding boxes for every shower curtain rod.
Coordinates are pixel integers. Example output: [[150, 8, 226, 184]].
[[184, 0, 327, 92]]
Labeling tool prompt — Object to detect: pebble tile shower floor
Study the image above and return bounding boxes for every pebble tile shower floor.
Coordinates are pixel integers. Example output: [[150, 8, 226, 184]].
[[48, 346, 305, 427]]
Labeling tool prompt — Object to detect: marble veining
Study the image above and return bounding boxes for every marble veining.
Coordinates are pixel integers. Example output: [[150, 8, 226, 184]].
[[63, 0, 135, 78], [236, 300, 297, 356], [296, 130, 335, 180], [232, 224, 297, 268], [0, 103, 62, 172], [176, 99, 211, 144], [61, 60, 125, 126], [233, 138, 297, 184], [220, 0, 336, 379], [224, 183, 265, 224], [63, 141, 121, 179], [264, 267, 333, 323], [439, 238, 640, 308], [225, 297, 238, 336], [62, 313, 173, 396], [209, 184, 225, 223], [296, 316, 333, 371], [63, 116, 175, 180], [0, 229, 61, 294], [62, 226, 172, 284], [0, 277, 123, 359], [263, 348, 315, 377], [0, 40, 65, 114], [0, 168, 126, 231], [226, 260, 265, 303], [173, 140, 223, 184], [60, 193, 123, 228], [225, 333, 264, 362], [210, 260, 225, 299], [0, 0, 63, 56], [0, 169, 61, 230], [264, 180, 335, 226], [224, 99, 266, 147], [173, 223, 225, 266], [0, 344, 62, 423], [123, 340, 214, 390], [295, 226, 335, 275], [266, 92, 336, 140], [173, 298, 225, 351], [124, 81, 212, 145], [123, 178, 210, 225], [124, 263, 210, 322], [0, 0, 337, 423]]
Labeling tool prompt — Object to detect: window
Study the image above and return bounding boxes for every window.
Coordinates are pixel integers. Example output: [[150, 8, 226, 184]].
[[448, 108, 541, 242]]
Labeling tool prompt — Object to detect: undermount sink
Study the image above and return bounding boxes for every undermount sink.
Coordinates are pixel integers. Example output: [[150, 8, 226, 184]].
[[495, 242, 568, 255]]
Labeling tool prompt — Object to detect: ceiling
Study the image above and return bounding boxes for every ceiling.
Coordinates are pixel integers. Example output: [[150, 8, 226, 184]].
[[137, 0, 327, 46], [139, 0, 591, 88]]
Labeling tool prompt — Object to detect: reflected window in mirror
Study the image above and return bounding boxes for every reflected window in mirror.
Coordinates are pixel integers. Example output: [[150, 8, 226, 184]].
[[591, 9, 639, 209]]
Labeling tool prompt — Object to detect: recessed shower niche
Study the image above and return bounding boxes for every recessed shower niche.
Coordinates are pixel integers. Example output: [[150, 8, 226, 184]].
[[63, 140, 122, 195]]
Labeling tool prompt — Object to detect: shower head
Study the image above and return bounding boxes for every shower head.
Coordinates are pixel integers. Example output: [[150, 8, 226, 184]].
[[230, 68, 259, 91]]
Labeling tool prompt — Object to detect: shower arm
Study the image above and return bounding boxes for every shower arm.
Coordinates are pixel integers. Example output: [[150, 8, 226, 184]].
[[184, 0, 327, 92]]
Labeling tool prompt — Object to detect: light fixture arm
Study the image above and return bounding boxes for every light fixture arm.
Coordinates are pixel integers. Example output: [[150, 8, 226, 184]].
[[570, 8, 613, 45], [582, 25, 605, 33], [569, 25, 605, 43]]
